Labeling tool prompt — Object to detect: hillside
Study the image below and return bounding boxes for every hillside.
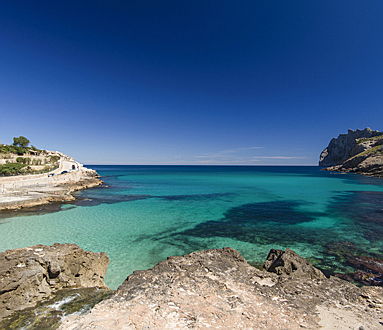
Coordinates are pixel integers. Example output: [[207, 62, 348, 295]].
[[0, 137, 102, 210], [320, 128, 383, 177]]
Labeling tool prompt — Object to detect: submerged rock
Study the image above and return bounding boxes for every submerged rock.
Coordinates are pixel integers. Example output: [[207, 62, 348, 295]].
[[347, 255, 383, 275], [60, 248, 383, 329], [345, 255, 383, 286], [323, 241, 383, 287], [0, 243, 109, 321], [337, 271, 383, 287]]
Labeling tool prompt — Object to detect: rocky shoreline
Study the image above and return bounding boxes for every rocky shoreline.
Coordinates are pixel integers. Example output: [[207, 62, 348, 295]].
[[0, 176, 102, 212], [0, 156, 102, 212], [320, 128, 383, 178], [1, 244, 382, 329]]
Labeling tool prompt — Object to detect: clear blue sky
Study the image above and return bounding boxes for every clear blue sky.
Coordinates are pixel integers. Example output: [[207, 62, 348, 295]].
[[0, 1, 382, 165]]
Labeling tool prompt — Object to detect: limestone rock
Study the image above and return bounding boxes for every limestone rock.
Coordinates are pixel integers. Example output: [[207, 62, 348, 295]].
[[320, 128, 383, 177], [263, 248, 326, 279], [0, 243, 109, 320], [319, 128, 381, 167], [60, 248, 382, 329]]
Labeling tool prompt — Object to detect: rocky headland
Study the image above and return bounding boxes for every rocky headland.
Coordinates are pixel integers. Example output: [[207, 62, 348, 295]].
[[1, 244, 381, 329], [0, 150, 102, 211], [320, 128, 383, 177]]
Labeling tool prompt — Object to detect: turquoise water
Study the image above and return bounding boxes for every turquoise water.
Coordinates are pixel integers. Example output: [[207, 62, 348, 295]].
[[1, 166, 383, 288]]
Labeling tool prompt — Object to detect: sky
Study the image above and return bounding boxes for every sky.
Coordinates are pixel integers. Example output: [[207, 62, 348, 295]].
[[0, 1, 382, 165]]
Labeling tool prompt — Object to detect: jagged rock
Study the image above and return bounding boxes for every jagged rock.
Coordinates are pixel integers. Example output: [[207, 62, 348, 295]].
[[320, 128, 383, 177], [263, 248, 326, 279], [319, 128, 382, 167], [0, 243, 109, 320], [60, 248, 383, 329]]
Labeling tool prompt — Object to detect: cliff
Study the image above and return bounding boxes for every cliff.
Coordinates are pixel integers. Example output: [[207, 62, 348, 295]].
[[320, 128, 383, 177], [60, 248, 383, 329]]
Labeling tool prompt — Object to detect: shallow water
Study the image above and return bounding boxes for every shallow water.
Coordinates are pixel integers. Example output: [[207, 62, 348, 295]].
[[1, 165, 382, 288]]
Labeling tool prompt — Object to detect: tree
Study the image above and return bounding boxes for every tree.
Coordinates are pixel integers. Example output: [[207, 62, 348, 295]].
[[13, 136, 30, 148]]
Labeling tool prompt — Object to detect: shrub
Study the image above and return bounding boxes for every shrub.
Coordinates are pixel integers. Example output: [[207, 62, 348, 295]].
[[0, 163, 27, 176], [16, 157, 31, 164], [49, 155, 60, 163]]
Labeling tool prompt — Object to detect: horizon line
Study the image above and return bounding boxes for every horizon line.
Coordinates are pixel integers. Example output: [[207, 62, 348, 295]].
[[84, 163, 319, 166]]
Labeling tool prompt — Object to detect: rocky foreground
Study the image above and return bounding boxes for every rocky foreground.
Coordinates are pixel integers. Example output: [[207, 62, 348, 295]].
[[60, 248, 383, 329], [1, 244, 381, 329], [320, 128, 383, 177], [0, 244, 109, 323]]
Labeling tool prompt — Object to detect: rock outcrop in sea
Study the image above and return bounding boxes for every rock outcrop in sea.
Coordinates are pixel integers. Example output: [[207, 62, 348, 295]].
[[60, 248, 383, 329], [320, 128, 383, 177]]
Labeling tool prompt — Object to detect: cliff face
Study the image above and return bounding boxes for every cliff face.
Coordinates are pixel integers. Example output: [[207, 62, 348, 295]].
[[319, 128, 382, 166], [60, 248, 383, 330], [320, 128, 383, 177]]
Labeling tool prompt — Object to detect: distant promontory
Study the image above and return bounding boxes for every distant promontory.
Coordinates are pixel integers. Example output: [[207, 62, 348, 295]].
[[320, 128, 383, 177], [0, 137, 102, 210]]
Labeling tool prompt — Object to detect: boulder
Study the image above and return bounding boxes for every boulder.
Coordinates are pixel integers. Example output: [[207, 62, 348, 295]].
[[263, 248, 326, 279], [0, 243, 109, 320]]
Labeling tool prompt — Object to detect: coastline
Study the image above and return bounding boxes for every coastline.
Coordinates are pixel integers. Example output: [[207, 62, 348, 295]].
[[319, 128, 383, 178], [0, 159, 102, 211], [0, 176, 102, 211], [322, 166, 383, 178]]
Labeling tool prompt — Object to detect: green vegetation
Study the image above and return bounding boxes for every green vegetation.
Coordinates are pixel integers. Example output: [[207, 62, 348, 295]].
[[13, 136, 30, 148], [0, 137, 58, 176], [16, 157, 31, 164], [0, 137, 42, 156], [356, 134, 383, 144], [49, 155, 60, 163], [0, 145, 27, 155], [0, 162, 58, 176], [0, 163, 27, 176], [352, 145, 383, 159]]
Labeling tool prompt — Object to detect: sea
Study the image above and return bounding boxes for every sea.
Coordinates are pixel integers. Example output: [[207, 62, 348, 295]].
[[1, 165, 382, 288]]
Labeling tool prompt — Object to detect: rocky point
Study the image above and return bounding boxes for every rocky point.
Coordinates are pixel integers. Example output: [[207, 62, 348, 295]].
[[320, 128, 383, 177]]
